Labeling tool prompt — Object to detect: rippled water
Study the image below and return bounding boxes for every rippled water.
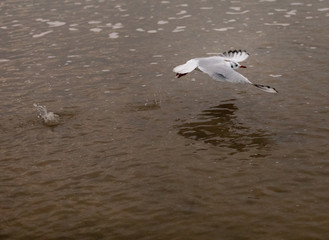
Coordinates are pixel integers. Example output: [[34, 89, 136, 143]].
[[1, 0, 329, 239]]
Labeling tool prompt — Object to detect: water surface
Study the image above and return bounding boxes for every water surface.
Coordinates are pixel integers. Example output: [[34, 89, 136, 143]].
[[1, 0, 329, 239]]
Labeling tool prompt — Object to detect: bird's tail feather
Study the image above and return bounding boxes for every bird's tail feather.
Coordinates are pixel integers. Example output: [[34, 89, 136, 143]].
[[173, 59, 198, 74]]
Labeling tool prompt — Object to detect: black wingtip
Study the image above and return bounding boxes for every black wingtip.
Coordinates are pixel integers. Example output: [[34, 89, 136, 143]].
[[222, 49, 249, 56]]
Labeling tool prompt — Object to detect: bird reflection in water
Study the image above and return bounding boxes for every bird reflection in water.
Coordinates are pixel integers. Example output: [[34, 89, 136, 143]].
[[177, 99, 272, 155]]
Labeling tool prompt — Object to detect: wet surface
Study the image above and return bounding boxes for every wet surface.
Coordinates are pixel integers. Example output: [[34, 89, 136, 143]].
[[1, 0, 329, 239]]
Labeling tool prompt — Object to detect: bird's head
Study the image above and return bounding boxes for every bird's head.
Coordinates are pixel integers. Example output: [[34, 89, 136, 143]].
[[229, 62, 246, 69]]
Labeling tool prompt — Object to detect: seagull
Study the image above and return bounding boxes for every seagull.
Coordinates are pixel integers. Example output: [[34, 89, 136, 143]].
[[173, 50, 278, 93]]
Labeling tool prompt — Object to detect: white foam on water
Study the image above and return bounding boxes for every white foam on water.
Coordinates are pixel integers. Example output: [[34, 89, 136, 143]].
[[286, 10, 297, 16], [115, 4, 127, 12], [176, 10, 187, 15], [32, 30, 53, 38], [112, 23, 123, 29], [226, 10, 250, 15], [109, 32, 119, 39], [90, 28, 102, 32], [200, 7, 213, 10], [172, 26, 186, 33], [224, 19, 236, 23], [147, 30, 157, 33], [178, 15, 192, 19], [136, 28, 145, 32], [158, 20, 168, 25], [84, 5, 94, 9], [264, 22, 290, 26], [0, 59, 10, 62], [47, 21, 66, 27], [213, 27, 235, 31], [275, 9, 287, 12], [318, 8, 329, 11], [230, 7, 241, 11], [35, 18, 49, 22], [269, 74, 282, 78], [88, 20, 101, 24]]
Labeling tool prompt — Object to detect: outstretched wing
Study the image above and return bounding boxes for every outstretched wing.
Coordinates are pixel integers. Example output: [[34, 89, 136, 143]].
[[173, 58, 199, 74], [197, 57, 252, 84], [219, 50, 249, 63]]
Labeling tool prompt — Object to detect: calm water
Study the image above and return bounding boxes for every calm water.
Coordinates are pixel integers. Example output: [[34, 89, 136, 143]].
[[1, 0, 329, 239]]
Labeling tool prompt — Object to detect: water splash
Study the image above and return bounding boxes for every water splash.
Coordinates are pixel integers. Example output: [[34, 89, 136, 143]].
[[33, 103, 60, 126]]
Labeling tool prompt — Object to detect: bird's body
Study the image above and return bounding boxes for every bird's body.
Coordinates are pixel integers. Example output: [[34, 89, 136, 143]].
[[173, 50, 278, 93]]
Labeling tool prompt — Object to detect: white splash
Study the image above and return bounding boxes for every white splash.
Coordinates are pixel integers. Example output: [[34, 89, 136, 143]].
[[33, 103, 60, 126]]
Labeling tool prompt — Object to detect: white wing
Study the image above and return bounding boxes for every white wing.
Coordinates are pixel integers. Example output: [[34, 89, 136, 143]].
[[197, 57, 252, 84], [219, 50, 249, 63], [173, 58, 199, 74]]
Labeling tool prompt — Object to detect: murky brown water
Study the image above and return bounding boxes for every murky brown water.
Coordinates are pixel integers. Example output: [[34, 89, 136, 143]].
[[1, 0, 329, 239]]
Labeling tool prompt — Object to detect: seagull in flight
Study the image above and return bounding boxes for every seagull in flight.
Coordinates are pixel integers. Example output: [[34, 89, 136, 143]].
[[173, 50, 278, 93]]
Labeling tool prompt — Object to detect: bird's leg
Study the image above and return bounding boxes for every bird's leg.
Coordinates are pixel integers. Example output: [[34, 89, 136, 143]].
[[176, 73, 188, 78]]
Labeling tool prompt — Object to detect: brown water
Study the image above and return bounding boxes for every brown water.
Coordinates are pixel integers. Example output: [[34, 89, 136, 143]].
[[1, 0, 329, 239]]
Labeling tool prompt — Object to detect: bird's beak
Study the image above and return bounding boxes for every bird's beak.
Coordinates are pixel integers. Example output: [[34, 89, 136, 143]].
[[240, 65, 247, 68]]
